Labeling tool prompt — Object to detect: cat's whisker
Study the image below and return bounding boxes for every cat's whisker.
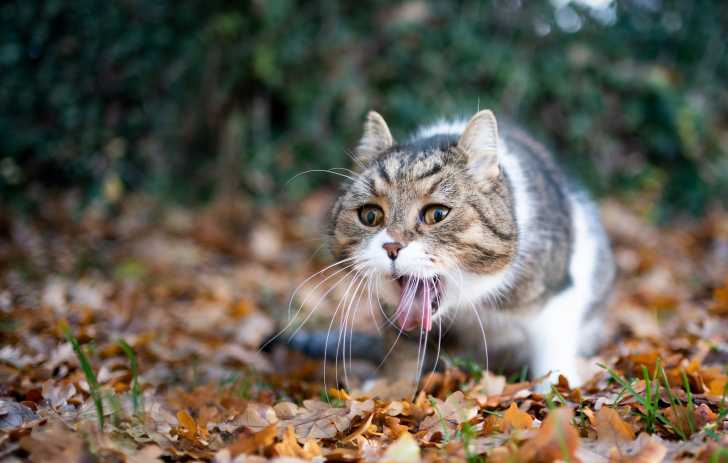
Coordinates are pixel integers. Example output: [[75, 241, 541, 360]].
[[260, 259, 358, 352], [326, 266, 366, 391], [377, 276, 417, 369], [338, 268, 368, 388], [287, 256, 357, 319], [374, 276, 398, 331], [283, 261, 360, 342], [365, 270, 382, 335]]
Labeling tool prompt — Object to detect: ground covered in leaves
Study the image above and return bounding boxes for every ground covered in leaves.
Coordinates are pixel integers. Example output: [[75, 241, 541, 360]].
[[1, 193, 727, 462]]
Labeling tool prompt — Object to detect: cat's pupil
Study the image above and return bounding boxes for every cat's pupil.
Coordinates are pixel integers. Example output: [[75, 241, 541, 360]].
[[367, 211, 375, 224], [434, 209, 443, 221]]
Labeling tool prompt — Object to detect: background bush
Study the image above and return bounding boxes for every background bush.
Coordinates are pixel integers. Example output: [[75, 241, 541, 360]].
[[1, 0, 726, 218]]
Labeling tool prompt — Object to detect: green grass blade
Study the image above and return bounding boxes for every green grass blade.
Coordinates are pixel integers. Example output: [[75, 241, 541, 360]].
[[118, 339, 143, 416], [60, 321, 104, 430]]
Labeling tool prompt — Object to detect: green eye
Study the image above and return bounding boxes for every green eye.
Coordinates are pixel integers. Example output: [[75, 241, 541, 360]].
[[422, 205, 450, 225], [358, 205, 384, 227]]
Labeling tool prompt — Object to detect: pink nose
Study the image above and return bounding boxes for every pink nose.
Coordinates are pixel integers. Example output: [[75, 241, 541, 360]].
[[382, 242, 404, 260]]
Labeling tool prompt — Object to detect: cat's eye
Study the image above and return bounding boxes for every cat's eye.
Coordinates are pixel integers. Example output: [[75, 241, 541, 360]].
[[358, 205, 384, 227], [421, 205, 450, 225]]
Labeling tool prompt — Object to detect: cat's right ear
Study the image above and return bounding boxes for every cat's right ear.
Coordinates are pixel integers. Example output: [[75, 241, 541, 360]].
[[356, 111, 394, 164], [457, 110, 500, 179]]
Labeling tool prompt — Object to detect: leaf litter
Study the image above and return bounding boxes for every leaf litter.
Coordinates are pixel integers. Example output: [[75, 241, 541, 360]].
[[0, 194, 727, 461]]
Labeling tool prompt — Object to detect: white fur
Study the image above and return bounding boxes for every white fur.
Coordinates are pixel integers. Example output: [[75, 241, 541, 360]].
[[520, 194, 601, 385]]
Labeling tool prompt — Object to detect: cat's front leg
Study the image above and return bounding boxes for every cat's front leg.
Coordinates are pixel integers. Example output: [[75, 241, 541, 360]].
[[522, 291, 586, 388]]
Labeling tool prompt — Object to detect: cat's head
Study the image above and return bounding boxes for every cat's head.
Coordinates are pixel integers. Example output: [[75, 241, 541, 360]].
[[328, 110, 517, 331]]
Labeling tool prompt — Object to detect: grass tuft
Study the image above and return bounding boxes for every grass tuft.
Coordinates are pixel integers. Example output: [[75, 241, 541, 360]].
[[118, 339, 143, 416], [60, 320, 104, 430], [598, 361, 690, 440]]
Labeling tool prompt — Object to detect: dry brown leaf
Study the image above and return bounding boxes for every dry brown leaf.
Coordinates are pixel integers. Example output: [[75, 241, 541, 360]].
[[693, 403, 718, 428], [501, 402, 534, 432], [710, 282, 728, 315], [382, 432, 420, 463], [176, 410, 199, 442], [596, 407, 635, 444], [228, 424, 277, 457], [608, 434, 667, 462], [516, 408, 580, 463], [708, 377, 727, 397], [127, 445, 165, 463], [419, 391, 478, 441], [240, 403, 279, 431], [279, 399, 374, 441], [272, 425, 322, 459], [19, 419, 86, 463], [341, 411, 374, 443]]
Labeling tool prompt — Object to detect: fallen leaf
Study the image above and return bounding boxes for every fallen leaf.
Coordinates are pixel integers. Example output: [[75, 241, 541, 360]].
[[420, 391, 478, 440], [516, 408, 580, 463], [596, 407, 635, 444], [279, 399, 374, 441], [228, 424, 277, 457], [0, 399, 38, 430], [693, 403, 717, 428], [127, 445, 165, 463], [240, 403, 279, 431], [176, 410, 199, 442], [272, 425, 322, 459], [501, 402, 534, 432], [382, 432, 420, 463], [608, 434, 667, 462], [341, 411, 374, 443], [708, 377, 727, 397], [19, 419, 86, 463]]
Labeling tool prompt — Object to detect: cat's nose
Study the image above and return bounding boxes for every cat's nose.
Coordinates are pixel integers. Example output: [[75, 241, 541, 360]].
[[382, 242, 404, 260]]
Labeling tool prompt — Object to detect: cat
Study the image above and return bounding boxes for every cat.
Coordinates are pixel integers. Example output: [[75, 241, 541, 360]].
[[324, 109, 616, 387]]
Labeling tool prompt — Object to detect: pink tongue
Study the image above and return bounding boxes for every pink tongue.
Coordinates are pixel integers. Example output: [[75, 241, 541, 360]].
[[394, 278, 432, 332]]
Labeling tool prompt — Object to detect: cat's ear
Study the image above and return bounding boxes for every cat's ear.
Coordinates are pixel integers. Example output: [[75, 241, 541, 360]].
[[457, 110, 500, 179], [356, 111, 394, 164]]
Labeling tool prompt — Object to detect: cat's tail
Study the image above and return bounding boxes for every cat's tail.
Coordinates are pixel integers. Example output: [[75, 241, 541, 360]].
[[260, 329, 386, 363]]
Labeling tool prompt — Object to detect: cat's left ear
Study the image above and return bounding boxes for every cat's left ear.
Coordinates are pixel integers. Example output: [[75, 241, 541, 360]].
[[356, 111, 394, 164], [457, 110, 500, 179]]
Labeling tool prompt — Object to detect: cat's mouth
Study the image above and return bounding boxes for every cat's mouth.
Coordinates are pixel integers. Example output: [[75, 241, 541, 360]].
[[393, 276, 443, 332]]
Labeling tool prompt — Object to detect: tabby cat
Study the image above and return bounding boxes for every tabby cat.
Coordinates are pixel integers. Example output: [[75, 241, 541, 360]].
[[323, 109, 615, 386]]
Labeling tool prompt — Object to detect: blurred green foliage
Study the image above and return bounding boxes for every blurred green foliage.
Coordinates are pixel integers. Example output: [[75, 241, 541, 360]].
[[1, 0, 726, 217]]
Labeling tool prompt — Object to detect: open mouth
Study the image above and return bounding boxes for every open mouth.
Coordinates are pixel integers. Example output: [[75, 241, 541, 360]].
[[393, 275, 444, 332]]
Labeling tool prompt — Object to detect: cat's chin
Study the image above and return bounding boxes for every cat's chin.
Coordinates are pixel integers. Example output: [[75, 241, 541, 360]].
[[390, 275, 444, 332]]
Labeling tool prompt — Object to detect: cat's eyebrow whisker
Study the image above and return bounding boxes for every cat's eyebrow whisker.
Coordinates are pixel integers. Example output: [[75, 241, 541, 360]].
[[286, 168, 362, 186]]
